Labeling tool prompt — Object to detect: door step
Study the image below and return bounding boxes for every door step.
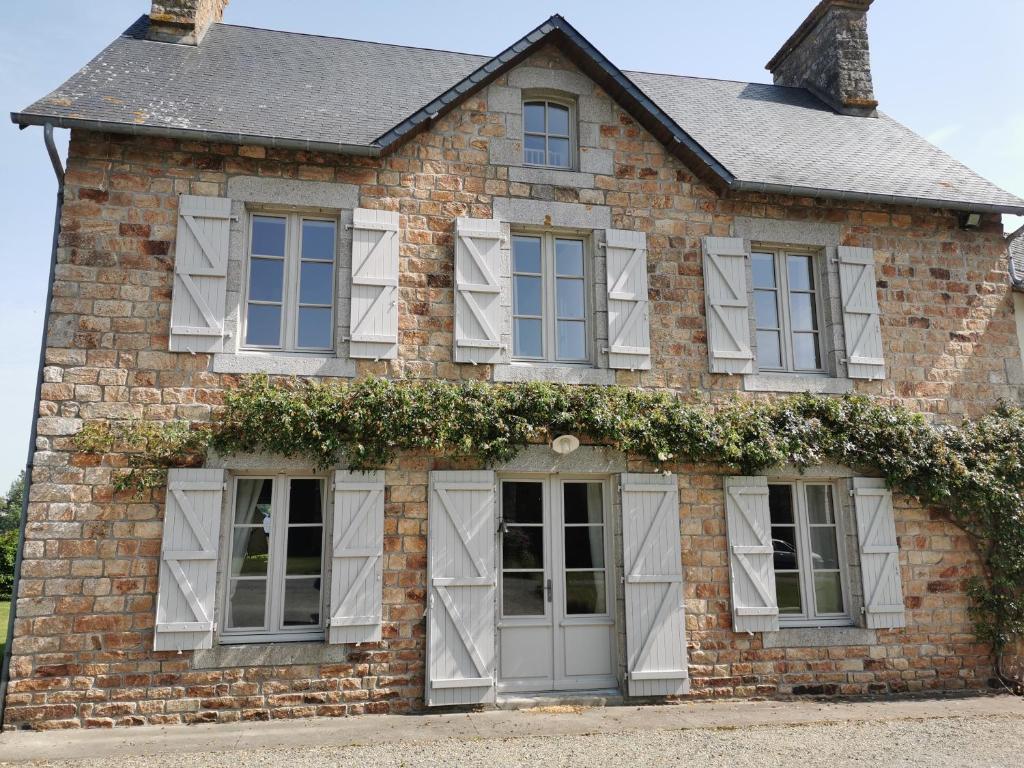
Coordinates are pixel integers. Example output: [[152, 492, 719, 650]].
[[495, 688, 624, 710]]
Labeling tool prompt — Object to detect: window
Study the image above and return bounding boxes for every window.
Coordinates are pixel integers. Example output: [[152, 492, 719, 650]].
[[224, 476, 326, 642], [769, 482, 849, 625], [752, 249, 824, 372], [523, 99, 573, 168], [512, 233, 588, 362], [244, 213, 337, 352]]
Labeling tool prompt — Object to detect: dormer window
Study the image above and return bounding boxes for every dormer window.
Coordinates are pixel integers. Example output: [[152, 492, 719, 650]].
[[523, 99, 573, 169]]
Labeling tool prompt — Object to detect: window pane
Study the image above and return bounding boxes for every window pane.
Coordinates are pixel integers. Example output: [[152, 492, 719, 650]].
[[229, 579, 267, 628], [563, 483, 603, 524], [775, 572, 802, 614], [792, 332, 821, 370], [547, 104, 570, 135], [751, 253, 776, 288], [557, 320, 586, 360], [503, 526, 544, 569], [814, 572, 844, 614], [524, 133, 546, 164], [286, 526, 323, 576], [297, 307, 332, 348], [547, 137, 570, 167], [252, 216, 286, 256], [754, 290, 779, 329], [301, 220, 336, 261], [772, 525, 799, 570], [503, 572, 544, 616], [768, 485, 795, 524], [503, 482, 543, 523], [249, 257, 284, 302], [299, 262, 334, 305], [246, 304, 282, 346], [565, 572, 606, 615], [756, 330, 782, 368], [512, 236, 542, 273], [805, 485, 834, 525], [282, 577, 322, 626], [787, 254, 813, 291], [789, 293, 818, 331], [231, 528, 269, 577], [810, 527, 840, 570], [514, 275, 543, 316], [288, 479, 323, 524], [524, 102, 546, 133], [555, 239, 584, 276], [556, 278, 585, 319], [236, 479, 273, 524], [564, 526, 604, 568], [514, 318, 543, 357]]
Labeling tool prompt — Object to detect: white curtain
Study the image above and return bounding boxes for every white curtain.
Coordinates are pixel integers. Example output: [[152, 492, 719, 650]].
[[230, 479, 266, 600]]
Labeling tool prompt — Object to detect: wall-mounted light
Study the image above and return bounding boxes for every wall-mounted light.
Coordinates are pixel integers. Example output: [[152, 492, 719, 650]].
[[958, 212, 982, 230], [551, 434, 580, 455]]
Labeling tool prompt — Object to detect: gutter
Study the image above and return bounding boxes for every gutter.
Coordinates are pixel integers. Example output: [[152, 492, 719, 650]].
[[0, 123, 64, 727]]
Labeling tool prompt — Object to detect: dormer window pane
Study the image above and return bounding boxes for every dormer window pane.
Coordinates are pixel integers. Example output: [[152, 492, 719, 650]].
[[523, 99, 574, 169]]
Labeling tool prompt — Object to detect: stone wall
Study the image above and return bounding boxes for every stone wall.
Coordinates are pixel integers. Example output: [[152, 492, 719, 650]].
[[4, 45, 1017, 728]]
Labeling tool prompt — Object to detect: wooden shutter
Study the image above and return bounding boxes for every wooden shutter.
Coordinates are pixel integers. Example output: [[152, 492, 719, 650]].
[[702, 236, 754, 374], [169, 195, 232, 353], [620, 473, 689, 696], [852, 478, 906, 629], [454, 218, 504, 364], [154, 468, 225, 651], [349, 209, 399, 360], [605, 229, 652, 370], [327, 470, 385, 644], [426, 471, 496, 706], [838, 246, 886, 380], [724, 476, 779, 633]]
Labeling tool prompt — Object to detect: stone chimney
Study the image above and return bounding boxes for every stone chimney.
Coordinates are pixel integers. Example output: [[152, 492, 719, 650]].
[[147, 0, 229, 45], [766, 0, 877, 117]]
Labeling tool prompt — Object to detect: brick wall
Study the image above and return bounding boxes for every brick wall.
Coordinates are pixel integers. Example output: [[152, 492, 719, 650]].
[[4, 45, 1017, 728]]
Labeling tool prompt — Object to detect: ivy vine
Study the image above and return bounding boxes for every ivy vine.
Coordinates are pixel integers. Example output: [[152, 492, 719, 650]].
[[74, 375, 1024, 673]]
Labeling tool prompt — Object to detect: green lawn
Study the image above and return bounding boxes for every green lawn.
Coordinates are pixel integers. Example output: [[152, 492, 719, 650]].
[[0, 601, 10, 659]]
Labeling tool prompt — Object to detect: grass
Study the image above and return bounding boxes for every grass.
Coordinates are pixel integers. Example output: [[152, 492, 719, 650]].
[[0, 600, 9, 659]]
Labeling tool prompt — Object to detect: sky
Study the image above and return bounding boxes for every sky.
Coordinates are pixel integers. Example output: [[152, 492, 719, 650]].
[[0, 1, 1022, 489]]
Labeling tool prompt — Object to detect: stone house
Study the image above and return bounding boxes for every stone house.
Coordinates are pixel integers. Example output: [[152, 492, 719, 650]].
[[3, 0, 1023, 729]]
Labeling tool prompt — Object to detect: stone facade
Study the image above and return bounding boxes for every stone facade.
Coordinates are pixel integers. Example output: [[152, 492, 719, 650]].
[[4, 45, 1019, 729]]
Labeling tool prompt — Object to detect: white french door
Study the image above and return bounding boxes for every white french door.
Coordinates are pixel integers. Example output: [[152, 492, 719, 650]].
[[497, 475, 617, 692]]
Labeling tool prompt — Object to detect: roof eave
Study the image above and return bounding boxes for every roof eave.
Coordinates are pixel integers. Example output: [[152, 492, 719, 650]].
[[10, 112, 382, 157]]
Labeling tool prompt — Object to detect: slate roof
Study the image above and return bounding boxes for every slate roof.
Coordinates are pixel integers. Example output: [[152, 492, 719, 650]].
[[1010, 226, 1024, 289], [12, 14, 1024, 214]]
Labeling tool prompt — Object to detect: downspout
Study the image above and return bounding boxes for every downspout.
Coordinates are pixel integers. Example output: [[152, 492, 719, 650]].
[[0, 123, 64, 726]]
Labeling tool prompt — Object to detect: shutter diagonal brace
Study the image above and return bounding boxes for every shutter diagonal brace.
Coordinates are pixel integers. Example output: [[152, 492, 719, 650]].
[[856, 488, 902, 615], [330, 485, 383, 628], [728, 486, 777, 610], [707, 252, 752, 357], [158, 482, 220, 632], [455, 231, 501, 348], [173, 207, 228, 338]]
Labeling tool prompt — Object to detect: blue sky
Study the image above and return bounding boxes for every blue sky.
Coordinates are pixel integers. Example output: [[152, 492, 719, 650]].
[[1, 1, 1022, 488]]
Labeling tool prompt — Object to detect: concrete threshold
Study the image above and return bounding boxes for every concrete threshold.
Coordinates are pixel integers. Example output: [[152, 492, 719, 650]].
[[496, 687, 624, 710], [1, 693, 1022, 764]]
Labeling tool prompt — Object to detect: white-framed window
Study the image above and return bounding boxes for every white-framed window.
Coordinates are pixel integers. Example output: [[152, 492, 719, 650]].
[[243, 213, 337, 352], [769, 481, 851, 626], [512, 232, 589, 363], [752, 247, 825, 373], [523, 99, 574, 169], [223, 476, 327, 643]]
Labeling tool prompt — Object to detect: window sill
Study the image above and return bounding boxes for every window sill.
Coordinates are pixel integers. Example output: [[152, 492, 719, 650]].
[[193, 639, 345, 668], [743, 372, 853, 394], [212, 352, 356, 377], [510, 166, 594, 188], [492, 362, 615, 385], [763, 626, 876, 648]]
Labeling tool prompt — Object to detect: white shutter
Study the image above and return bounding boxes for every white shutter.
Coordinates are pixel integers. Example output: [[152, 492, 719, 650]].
[[852, 478, 906, 629], [838, 246, 886, 380], [154, 468, 224, 651], [702, 236, 754, 374], [605, 229, 652, 370], [328, 470, 385, 644], [724, 476, 779, 633], [169, 195, 232, 353], [426, 470, 496, 706], [620, 473, 689, 696], [454, 218, 504, 364], [349, 209, 399, 360]]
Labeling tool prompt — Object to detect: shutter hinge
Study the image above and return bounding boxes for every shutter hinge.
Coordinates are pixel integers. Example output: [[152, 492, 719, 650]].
[[222, 482, 228, 492]]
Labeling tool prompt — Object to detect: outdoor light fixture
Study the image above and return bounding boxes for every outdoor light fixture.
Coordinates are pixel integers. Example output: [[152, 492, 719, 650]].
[[551, 434, 581, 455], [958, 212, 982, 230]]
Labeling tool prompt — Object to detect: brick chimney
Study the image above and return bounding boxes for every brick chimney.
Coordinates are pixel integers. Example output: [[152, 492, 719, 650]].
[[766, 0, 878, 117], [147, 0, 229, 45]]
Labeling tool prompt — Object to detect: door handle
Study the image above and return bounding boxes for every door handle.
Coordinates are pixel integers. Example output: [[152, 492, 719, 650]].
[[545, 578, 553, 603]]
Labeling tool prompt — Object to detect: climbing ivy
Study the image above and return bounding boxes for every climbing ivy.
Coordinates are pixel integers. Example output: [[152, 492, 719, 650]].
[[74, 375, 1024, 667]]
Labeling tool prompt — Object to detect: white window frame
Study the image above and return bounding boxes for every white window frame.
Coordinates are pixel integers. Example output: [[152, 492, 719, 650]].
[[522, 97, 576, 170], [752, 245, 827, 374], [511, 229, 592, 365], [241, 211, 338, 353], [220, 475, 329, 644], [769, 480, 853, 628]]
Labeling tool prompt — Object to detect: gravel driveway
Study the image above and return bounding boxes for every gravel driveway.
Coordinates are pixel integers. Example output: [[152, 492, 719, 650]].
[[9, 713, 1024, 768]]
